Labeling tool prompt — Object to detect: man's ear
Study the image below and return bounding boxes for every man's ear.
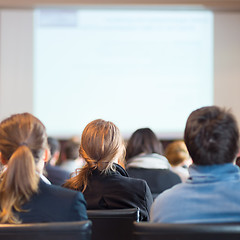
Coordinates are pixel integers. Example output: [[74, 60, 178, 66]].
[[0, 152, 7, 165]]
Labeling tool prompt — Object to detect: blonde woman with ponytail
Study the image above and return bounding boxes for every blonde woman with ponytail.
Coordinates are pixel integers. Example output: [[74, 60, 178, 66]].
[[64, 119, 153, 221], [0, 113, 87, 223]]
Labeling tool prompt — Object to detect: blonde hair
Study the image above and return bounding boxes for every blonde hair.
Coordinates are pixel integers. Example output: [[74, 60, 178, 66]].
[[165, 140, 190, 166], [0, 113, 47, 223], [64, 119, 125, 192]]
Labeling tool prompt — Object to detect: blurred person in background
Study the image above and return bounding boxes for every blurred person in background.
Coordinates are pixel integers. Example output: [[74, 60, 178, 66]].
[[126, 128, 181, 199], [165, 140, 191, 182], [60, 138, 85, 174], [45, 137, 71, 185]]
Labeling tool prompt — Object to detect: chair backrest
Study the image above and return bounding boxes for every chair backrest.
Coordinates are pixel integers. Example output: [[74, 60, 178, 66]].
[[133, 222, 240, 240], [0, 220, 92, 240], [87, 208, 139, 240]]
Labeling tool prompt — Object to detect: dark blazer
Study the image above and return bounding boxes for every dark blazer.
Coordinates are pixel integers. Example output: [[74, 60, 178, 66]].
[[17, 179, 88, 223], [82, 164, 153, 221], [45, 163, 71, 186], [127, 168, 181, 199]]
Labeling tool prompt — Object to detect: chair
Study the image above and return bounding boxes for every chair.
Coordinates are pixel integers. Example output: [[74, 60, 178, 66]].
[[0, 220, 92, 240], [133, 222, 240, 240], [87, 208, 139, 240]]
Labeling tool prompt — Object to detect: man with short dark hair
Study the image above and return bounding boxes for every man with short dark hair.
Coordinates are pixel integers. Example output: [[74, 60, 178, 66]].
[[60, 138, 85, 173], [45, 137, 71, 185], [150, 106, 240, 223]]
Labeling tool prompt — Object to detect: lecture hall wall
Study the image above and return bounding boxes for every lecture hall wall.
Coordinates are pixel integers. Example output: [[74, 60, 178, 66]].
[[0, 0, 240, 138]]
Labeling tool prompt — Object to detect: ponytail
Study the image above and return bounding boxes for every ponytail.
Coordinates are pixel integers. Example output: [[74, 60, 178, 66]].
[[64, 130, 119, 192], [0, 145, 39, 223], [64, 148, 97, 192], [64, 119, 125, 192]]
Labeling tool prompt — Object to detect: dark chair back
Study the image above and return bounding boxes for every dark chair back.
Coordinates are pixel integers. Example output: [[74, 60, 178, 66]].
[[133, 222, 240, 240], [87, 208, 139, 240], [0, 220, 92, 240]]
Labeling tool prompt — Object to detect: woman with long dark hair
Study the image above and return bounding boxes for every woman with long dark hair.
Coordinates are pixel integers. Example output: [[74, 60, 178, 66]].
[[126, 128, 181, 199]]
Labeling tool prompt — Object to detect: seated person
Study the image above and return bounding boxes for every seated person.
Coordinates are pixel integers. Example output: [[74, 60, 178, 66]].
[[64, 119, 153, 221], [151, 106, 240, 223], [0, 113, 87, 223], [164, 140, 191, 182], [60, 138, 85, 173], [45, 137, 71, 186], [125, 128, 181, 199]]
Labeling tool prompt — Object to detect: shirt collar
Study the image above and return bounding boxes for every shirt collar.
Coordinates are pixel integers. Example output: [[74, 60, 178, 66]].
[[188, 163, 240, 183], [36, 171, 51, 185]]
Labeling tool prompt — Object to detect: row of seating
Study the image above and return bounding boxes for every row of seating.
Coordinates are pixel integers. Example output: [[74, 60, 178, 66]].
[[0, 208, 139, 240], [1, 208, 240, 240], [133, 222, 240, 240]]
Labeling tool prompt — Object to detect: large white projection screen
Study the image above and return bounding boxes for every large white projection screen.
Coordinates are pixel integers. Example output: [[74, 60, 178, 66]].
[[34, 9, 213, 139]]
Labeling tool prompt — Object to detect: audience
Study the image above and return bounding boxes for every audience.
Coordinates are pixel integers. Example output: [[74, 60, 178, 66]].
[[45, 137, 71, 185], [125, 128, 181, 199], [2, 106, 239, 225], [64, 119, 153, 221], [164, 140, 191, 182], [60, 138, 85, 173], [151, 106, 240, 223], [0, 113, 87, 223]]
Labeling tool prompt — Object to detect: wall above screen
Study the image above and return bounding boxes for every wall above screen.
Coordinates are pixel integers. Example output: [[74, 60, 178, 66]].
[[0, 0, 240, 11]]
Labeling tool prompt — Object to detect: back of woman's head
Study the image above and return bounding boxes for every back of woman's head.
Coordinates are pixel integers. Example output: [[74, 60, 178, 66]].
[[0, 113, 47, 223], [126, 128, 163, 160], [164, 140, 190, 166], [64, 119, 125, 192]]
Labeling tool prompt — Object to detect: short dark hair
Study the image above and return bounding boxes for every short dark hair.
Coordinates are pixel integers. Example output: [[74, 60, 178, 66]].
[[47, 137, 60, 157], [65, 140, 80, 160], [126, 128, 163, 160], [184, 106, 239, 165]]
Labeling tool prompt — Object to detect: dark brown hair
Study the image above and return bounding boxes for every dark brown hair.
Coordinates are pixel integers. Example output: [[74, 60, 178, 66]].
[[64, 140, 80, 160], [0, 113, 47, 223], [184, 106, 239, 165], [64, 119, 125, 192], [126, 128, 163, 160], [47, 137, 60, 157]]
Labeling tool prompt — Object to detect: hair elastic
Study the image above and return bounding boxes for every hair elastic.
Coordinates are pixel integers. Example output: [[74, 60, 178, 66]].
[[20, 142, 28, 146]]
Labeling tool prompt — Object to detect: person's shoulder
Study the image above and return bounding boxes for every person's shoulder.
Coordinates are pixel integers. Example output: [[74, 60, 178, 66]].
[[39, 180, 83, 199], [117, 173, 150, 190], [154, 182, 185, 204], [167, 169, 182, 181]]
